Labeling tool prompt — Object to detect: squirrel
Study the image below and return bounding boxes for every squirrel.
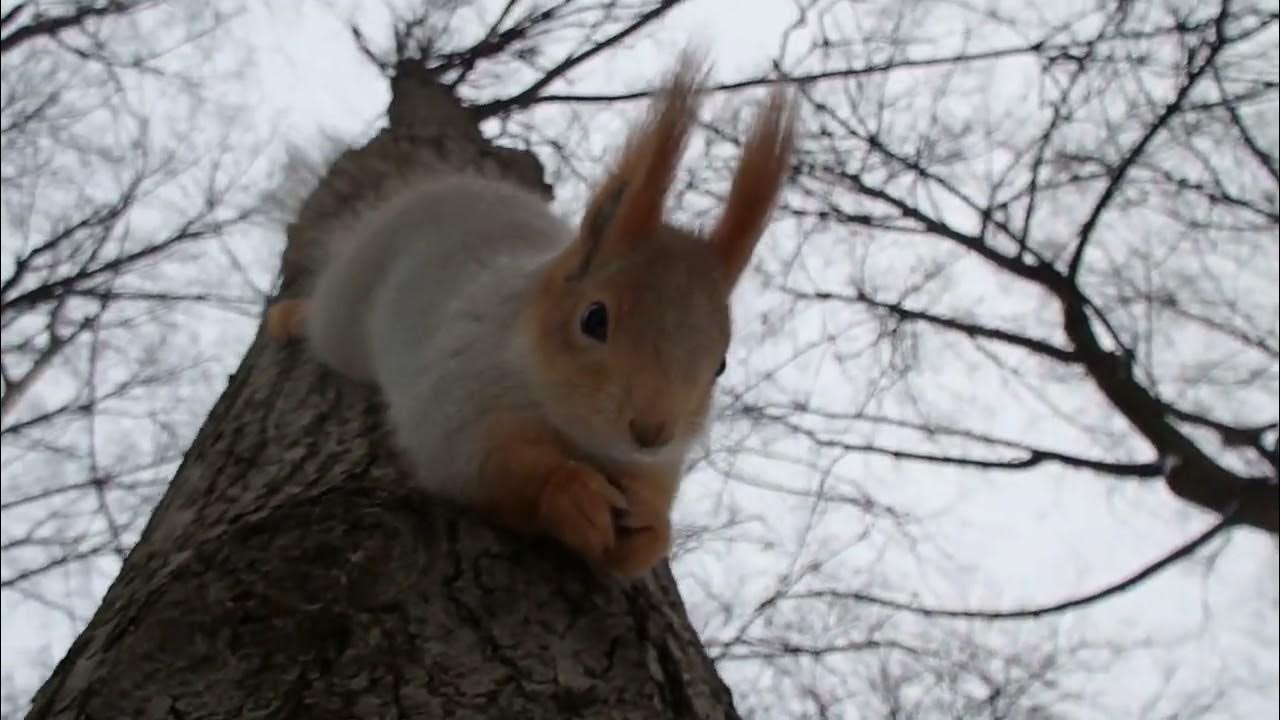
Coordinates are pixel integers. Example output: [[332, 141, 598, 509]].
[[264, 55, 795, 579]]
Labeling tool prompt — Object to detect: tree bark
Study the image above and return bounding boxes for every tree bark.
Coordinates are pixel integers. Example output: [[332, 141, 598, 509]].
[[26, 61, 741, 720]]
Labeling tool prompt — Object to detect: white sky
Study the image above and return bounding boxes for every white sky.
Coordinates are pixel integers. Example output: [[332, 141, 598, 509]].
[[2, 1, 1277, 717]]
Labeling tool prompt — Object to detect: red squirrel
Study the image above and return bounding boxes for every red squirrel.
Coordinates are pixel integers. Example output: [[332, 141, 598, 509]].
[[266, 55, 794, 579]]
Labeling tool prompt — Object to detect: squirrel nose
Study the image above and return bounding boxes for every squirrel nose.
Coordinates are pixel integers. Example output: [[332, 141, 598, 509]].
[[629, 418, 671, 450]]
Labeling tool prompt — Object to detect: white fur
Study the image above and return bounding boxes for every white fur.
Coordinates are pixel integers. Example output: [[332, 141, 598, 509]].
[[304, 175, 571, 499]]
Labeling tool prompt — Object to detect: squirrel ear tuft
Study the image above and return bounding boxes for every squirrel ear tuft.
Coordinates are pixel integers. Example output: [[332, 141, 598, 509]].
[[575, 50, 710, 275], [710, 85, 795, 289]]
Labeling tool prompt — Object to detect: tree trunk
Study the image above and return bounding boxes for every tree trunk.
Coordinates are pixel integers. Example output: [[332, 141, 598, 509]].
[[26, 62, 741, 720]]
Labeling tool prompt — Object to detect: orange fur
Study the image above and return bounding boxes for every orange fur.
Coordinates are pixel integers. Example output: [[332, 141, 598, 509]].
[[603, 465, 679, 577], [711, 85, 795, 285], [507, 245, 698, 578], [265, 298, 308, 342], [473, 416, 629, 568], [513, 55, 794, 578], [579, 50, 710, 258]]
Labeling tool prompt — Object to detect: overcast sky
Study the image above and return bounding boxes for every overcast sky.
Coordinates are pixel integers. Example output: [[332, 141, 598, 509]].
[[3, 1, 1277, 717]]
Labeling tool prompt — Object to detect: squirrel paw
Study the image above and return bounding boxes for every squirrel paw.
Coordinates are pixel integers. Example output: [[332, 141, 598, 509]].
[[538, 461, 628, 565], [599, 502, 672, 579], [265, 299, 307, 342]]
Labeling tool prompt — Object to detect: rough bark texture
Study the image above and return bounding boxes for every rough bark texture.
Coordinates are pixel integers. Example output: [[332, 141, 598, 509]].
[[26, 62, 741, 720]]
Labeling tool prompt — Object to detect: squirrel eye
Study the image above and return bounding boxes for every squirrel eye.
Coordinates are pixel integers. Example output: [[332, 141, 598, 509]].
[[580, 301, 609, 342], [716, 357, 727, 378]]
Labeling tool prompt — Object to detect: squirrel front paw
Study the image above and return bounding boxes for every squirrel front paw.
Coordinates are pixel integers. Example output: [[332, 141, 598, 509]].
[[537, 461, 629, 565], [599, 501, 672, 579]]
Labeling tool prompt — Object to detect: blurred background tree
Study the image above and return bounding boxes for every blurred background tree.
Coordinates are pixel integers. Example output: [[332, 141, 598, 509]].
[[2, 0, 267, 689]]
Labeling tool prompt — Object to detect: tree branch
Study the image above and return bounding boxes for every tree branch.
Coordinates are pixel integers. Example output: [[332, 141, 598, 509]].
[[0, 0, 142, 56], [1059, 298, 1279, 533], [779, 508, 1235, 620], [763, 413, 1164, 477], [1066, 0, 1232, 279], [793, 289, 1080, 364], [476, 0, 688, 118]]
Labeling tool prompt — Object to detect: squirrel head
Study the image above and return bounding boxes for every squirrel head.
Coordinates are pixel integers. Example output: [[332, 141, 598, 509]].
[[524, 53, 795, 468]]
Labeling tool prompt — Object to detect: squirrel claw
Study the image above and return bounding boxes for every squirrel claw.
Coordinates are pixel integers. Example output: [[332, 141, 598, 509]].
[[599, 494, 671, 579], [599, 519, 671, 579], [538, 461, 622, 564]]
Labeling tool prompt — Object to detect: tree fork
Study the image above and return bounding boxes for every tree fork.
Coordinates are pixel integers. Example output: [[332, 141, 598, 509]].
[[26, 60, 740, 720]]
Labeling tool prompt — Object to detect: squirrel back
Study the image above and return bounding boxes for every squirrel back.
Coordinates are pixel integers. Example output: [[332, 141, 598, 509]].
[[303, 175, 578, 497], [304, 175, 569, 382]]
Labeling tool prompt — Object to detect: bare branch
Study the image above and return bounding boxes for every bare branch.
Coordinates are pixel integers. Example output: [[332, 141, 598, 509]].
[[476, 0, 689, 117], [0, 1, 145, 56], [1066, 1, 1233, 279], [790, 288, 1080, 363], [776, 509, 1235, 620]]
